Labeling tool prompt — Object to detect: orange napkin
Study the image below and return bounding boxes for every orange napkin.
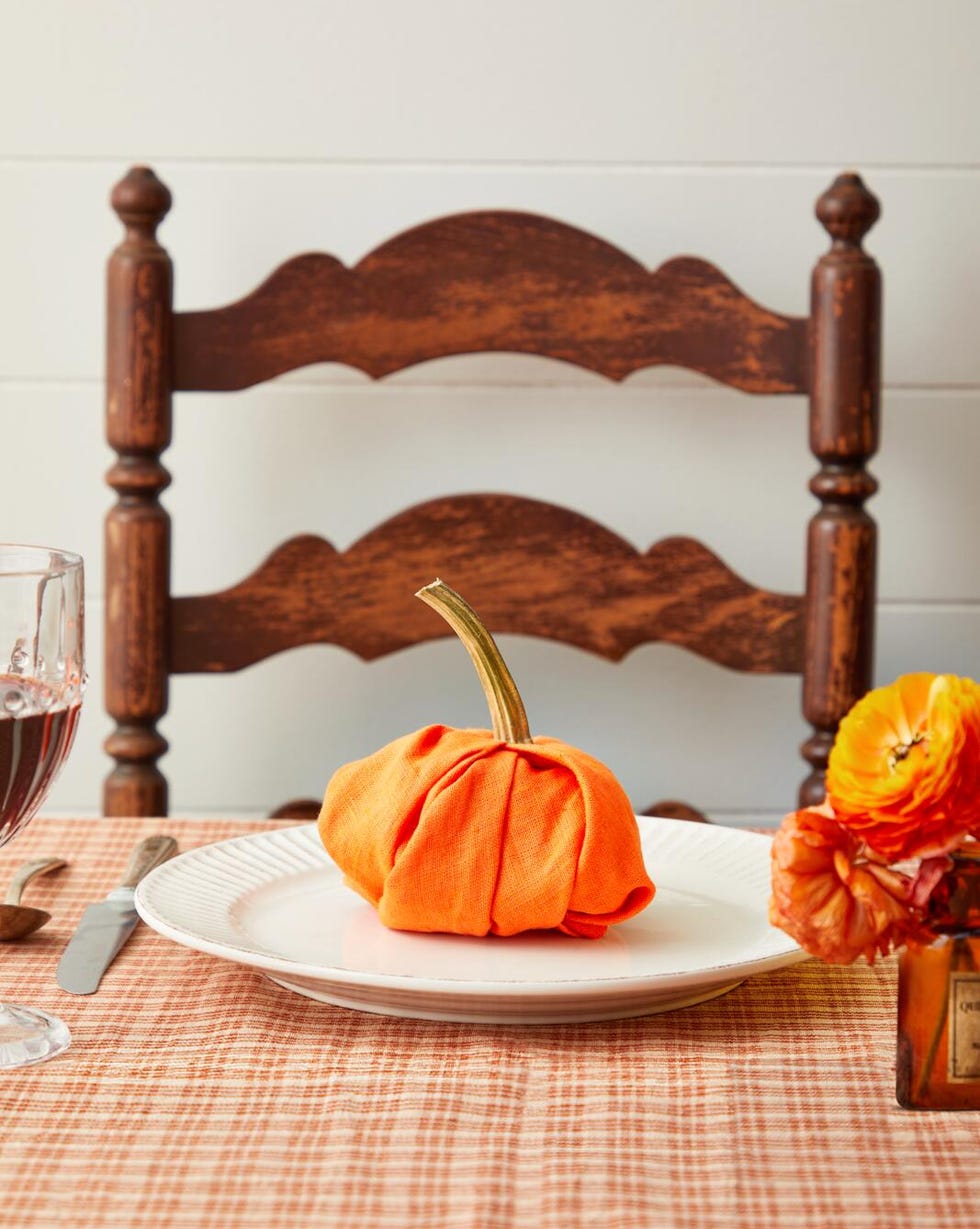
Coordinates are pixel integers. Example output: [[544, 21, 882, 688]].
[[318, 724, 655, 939]]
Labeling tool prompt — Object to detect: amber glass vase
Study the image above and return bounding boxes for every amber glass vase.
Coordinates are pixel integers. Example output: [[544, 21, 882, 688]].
[[896, 848, 980, 1109]]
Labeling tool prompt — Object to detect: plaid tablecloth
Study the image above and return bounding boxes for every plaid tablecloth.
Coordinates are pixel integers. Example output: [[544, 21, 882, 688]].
[[1, 817, 977, 1229]]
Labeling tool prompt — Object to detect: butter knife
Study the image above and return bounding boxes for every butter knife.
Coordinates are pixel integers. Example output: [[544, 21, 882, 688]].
[[56, 835, 178, 995]]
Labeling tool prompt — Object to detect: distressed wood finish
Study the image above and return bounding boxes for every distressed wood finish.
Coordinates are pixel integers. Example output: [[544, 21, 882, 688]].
[[104, 167, 173, 818], [801, 173, 881, 805], [103, 167, 881, 818], [173, 219, 808, 393], [170, 496, 803, 675]]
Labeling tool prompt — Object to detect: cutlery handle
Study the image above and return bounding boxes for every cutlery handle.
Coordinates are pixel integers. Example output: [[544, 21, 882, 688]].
[[4, 857, 68, 905], [119, 835, 178, 889]]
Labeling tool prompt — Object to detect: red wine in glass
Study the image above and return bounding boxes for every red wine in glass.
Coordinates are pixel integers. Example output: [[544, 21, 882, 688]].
[[0, 675, 81, 846], [0, 545, 84, 1069]]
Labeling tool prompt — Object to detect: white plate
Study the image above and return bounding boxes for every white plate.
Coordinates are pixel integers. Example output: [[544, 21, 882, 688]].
[[135, 818, 806, 1024]]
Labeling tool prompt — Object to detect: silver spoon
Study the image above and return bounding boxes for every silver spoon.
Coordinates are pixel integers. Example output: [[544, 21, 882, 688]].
[[0, 857, 67, 940]]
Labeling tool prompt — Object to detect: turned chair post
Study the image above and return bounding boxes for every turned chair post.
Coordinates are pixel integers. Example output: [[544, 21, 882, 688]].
[[801, 172, 882, 806], [104, 167, 174, 817]]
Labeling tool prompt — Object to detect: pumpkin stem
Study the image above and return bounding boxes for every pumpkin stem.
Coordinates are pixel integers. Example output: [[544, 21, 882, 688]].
[[415, 579, 533, 744]]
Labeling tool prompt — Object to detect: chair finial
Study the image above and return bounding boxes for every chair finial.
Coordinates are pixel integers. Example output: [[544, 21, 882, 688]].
[[815, 172, 880, 246], [110, 166, 172, 235]]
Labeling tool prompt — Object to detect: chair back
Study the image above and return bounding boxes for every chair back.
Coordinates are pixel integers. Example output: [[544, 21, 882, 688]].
[[103, 168, 881, 818]]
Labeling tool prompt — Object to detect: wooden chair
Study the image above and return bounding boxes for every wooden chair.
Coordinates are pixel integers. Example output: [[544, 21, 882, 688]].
[[103, 167, 881, 820]]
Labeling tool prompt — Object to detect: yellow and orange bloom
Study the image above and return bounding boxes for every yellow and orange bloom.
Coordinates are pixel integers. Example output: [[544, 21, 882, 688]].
[[826, 673, 980, 861], [769, 806, 927, 964]]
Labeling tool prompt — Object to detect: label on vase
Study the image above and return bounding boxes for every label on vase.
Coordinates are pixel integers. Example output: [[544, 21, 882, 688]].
[[948, 972, 980, 1081]]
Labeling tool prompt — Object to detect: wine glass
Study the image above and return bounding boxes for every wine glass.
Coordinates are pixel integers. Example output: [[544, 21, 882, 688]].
[[0, 544, 84, 1068]]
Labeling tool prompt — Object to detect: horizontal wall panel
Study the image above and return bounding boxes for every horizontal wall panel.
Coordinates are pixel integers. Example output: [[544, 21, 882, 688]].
[[41, 598, 980, 820], [0, 384, 109, 587], [22, 381, 980, 819], [6, 383, 978, 603], [3, 161, 979, 387], [875, 389, 980, 602], [3, 2, 978, 166]]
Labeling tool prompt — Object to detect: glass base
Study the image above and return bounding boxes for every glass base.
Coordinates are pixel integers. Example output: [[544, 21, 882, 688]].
[[0, 1001, 71, 1068]]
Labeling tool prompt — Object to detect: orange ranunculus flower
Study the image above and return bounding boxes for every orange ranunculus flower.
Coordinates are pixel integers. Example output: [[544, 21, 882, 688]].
[[826, 673, 980, 861], [768, 806, 926, 964]]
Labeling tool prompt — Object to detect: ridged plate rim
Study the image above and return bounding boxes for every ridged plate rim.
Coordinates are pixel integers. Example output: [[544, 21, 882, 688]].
[[135, 818, 805, 1019]]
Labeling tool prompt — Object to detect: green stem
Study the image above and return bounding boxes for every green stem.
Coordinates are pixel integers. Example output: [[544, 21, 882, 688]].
[[415, 579, 532, 744]]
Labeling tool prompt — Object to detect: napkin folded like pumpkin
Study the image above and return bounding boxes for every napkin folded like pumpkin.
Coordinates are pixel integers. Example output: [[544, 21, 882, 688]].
[[318, 581, 655, 939]]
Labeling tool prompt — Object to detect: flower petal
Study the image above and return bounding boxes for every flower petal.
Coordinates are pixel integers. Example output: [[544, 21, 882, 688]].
[[769, 807, 921, 963], [827, 673, 980, 860]]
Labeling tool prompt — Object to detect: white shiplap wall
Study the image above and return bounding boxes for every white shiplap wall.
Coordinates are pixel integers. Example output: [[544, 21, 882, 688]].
[[2, 1, 978, 821]]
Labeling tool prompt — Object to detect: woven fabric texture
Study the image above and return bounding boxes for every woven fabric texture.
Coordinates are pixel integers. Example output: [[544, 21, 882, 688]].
[[1, 817, 978, 1229]]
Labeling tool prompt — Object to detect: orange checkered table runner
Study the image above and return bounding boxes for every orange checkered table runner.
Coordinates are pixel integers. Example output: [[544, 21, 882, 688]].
[[1, 817, 977, 1229]]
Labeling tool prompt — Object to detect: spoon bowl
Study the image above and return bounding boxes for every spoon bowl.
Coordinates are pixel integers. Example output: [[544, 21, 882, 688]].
[[0, 858, 67, 941], [0, 902, 52, 940]]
